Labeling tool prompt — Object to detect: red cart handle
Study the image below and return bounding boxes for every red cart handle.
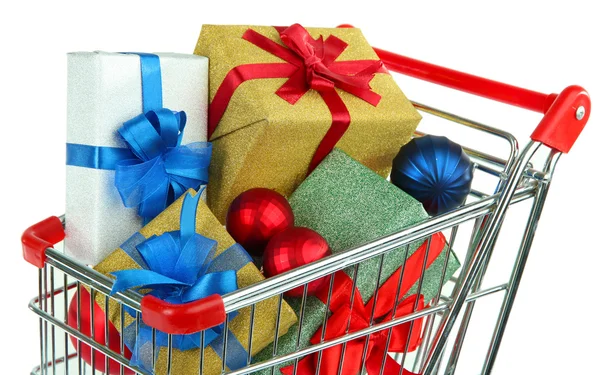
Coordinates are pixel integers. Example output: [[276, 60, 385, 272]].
[[141, 294, 226, 334], [338, 24, 591, 153], [22, 216, 65, 268]]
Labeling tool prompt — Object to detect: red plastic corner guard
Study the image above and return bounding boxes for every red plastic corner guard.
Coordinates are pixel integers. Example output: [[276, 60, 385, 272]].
[[22, 216, 65, 268], [531, 86, 591, 153], [141, 294, 226, 335]]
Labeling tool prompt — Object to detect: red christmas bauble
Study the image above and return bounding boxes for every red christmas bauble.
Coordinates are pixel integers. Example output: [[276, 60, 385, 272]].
[[226, 188, 294, 257], [263, 227, 331, 297], [68, 288, 133, 375]]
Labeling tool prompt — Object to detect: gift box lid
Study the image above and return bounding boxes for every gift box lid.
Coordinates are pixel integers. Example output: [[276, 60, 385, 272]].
[[67, 51, 208, 147], [195, 24, 421, 140]]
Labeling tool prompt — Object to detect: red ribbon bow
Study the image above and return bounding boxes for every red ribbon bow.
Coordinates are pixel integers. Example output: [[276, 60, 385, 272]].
[[274, 24, 384, 105], [280, 232, 448, 375], [283, 288, 424, 375], [208, 24, 387, 172]]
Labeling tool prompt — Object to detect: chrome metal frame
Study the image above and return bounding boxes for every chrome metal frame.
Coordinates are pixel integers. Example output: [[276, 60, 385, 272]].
[[29, 101, 560, 375]]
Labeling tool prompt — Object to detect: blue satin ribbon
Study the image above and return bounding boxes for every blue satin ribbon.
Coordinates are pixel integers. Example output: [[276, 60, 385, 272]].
[[129, 53, 163, 111], [66, 53, 211, 224], [110, 190, 251, 372], [66, 144, 135, 170]]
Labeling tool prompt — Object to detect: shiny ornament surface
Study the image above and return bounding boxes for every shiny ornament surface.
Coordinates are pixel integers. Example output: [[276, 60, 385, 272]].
[[226, 188, 294, 257], [68, 288, 133, 375], [391, 135, 473, 216], [263, 227, 331, 297]]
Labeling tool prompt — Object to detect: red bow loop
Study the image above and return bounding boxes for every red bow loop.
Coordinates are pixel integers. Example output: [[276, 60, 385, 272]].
[[282, 291, 426, 375], [279, 24, 326, 63]]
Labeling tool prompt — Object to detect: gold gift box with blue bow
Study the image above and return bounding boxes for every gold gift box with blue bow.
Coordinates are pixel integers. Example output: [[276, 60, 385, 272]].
[[94, 189, 298, 375]]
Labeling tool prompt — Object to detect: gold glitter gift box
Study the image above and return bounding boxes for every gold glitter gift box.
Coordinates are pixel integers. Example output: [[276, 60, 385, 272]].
[[94, 189, 298, 374], [194, 24, 422, 222]]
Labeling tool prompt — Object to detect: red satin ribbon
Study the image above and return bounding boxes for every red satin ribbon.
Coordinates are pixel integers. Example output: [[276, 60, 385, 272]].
[[281, 233, 447, 375], [208, 24, 386, 173]]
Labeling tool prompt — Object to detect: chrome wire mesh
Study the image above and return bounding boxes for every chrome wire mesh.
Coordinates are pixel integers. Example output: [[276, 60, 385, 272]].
[[29, 101, 556, 375]]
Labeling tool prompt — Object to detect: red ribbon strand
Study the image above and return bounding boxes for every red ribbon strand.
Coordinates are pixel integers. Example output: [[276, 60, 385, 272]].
[[208, 24, 386, 172], [280, 233, 448, 375]]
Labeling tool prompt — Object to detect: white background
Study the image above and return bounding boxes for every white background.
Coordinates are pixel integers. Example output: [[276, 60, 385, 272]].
[[1, 1, 599, 374]]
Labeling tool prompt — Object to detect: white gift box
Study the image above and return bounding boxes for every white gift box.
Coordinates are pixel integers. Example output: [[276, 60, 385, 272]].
[[66, 51, 208, 265]]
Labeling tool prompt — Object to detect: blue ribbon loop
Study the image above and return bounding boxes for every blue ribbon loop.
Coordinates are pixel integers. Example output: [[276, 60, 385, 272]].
[[110, 190, 251, 372], [114, 108, 211, 223], [66, 53, 211, 224]]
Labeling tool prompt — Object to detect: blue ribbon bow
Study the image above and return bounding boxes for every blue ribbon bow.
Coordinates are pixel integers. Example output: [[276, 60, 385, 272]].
[[114, 107, 212, 223], [66, 53, 211, 224], [110, 190, 250, 372]]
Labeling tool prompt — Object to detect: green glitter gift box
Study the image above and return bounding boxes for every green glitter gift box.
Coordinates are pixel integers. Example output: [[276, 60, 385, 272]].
[[252, 148, 460, 374]]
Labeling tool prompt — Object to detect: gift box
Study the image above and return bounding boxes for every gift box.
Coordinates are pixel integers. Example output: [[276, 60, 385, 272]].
[[66, 52, 209, 265], [252, 149, 460, 374], [194, 24, 422, 222], [290, 149, 461, 301], [94, 189, 298, 375]]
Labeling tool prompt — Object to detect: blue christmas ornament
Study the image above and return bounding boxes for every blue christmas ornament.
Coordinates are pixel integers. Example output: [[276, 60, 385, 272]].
[[391, 135, 473, 216]]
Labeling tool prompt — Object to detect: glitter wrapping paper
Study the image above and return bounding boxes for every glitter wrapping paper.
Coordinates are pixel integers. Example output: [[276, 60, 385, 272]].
[[194, 25, 422, 223], [94, 189, 297, 375], [66, 52, 208, 266], [251, 149, 460, 374], [289, 149, 460, 301]]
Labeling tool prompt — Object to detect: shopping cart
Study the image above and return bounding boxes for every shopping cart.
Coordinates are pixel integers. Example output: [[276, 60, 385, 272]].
[[22, 32, 590, 375]]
